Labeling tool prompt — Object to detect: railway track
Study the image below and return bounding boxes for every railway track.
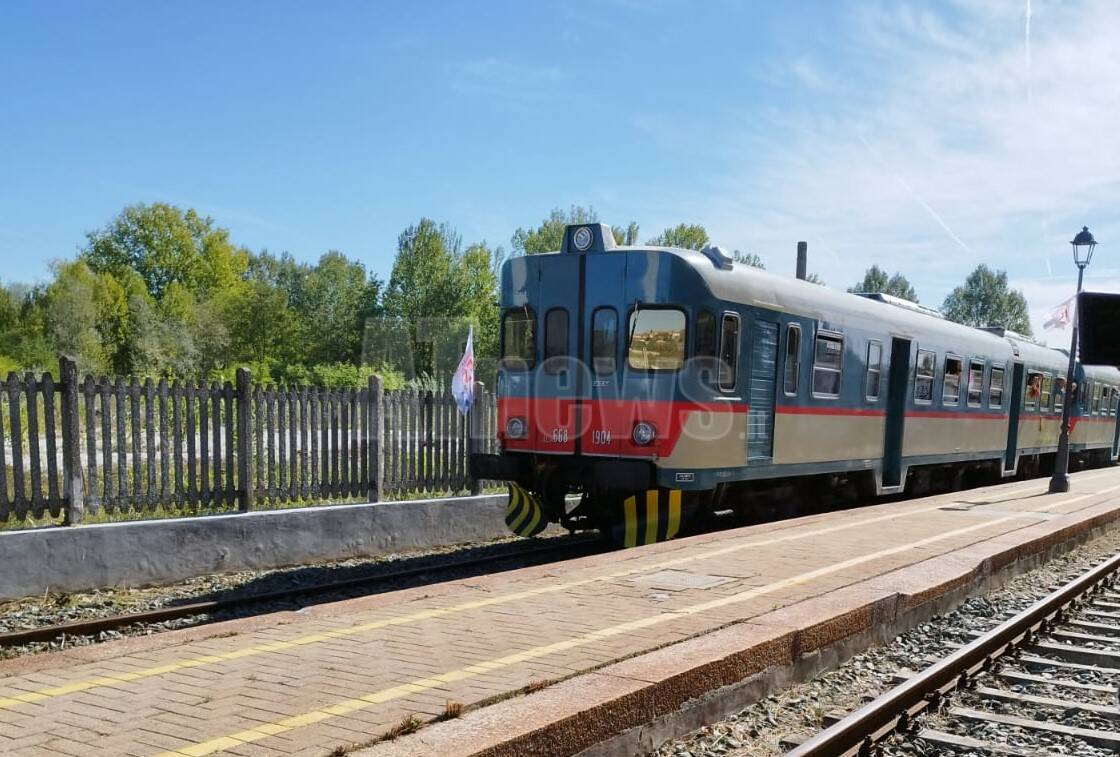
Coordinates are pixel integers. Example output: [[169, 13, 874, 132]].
[[787, 551, 1120, 756], [0, 536, 602, 650]]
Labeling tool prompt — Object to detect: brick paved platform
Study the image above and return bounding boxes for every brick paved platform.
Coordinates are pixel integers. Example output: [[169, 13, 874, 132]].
[[2, 469, 1120, 757]]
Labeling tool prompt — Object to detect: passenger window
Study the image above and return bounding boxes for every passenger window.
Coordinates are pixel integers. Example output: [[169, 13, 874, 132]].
[[988, 366, 1005, 408], [1080, 381, 1091, 409], [718, 313, 740, 392], [967, 360, 984, 407], [501, 308, 536, 370], [627, 308, 687, 371], [865, 341, 882, 401], [1040, 374, 1053, 411], [942, 356, 963, 405], [1025, 370, 1042, 411], [590, 308, 618, 375], [783, 324, 802, 396], [543, 309, 569, 372], [1112, 388, 1119, 416], [915, 349, 936, 403], [1054, 376, 1066, 411], [1092, 383, 1102, 414], [812, 333, 843, 398]]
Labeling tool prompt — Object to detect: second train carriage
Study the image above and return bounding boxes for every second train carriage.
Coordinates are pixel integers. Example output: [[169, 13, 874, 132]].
[[471, 223, 1120, 545]]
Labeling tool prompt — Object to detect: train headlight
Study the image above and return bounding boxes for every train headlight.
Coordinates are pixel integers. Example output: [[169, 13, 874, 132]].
[[632, 421, 656, 446], [505, 417, 527, 440]]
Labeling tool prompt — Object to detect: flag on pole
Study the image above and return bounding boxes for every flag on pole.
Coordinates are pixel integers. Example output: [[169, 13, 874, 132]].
[[451, 326, 475, 416], [1043, 296, 1076, 331]]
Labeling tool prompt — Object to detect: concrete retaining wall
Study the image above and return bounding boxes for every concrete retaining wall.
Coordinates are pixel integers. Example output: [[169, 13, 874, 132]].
[[0, 495, 510, 601]]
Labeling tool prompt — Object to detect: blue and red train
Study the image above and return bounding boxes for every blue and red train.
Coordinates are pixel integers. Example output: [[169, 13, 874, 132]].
[[471, 223, 1120, 546]]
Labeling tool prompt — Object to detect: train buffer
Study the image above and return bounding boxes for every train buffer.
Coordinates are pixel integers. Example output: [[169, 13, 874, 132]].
[[2, 468, 1120, 756]]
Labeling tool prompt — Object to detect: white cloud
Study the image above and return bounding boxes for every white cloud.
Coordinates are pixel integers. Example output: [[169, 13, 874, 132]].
[[685, 0, 1120, 305]]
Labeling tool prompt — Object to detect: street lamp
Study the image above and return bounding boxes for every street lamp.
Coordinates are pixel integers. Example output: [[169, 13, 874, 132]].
[[1049, 226, 1098, 493]]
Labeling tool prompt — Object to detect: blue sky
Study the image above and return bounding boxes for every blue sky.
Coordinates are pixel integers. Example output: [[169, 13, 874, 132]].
[[2, 0, 1118, 341]]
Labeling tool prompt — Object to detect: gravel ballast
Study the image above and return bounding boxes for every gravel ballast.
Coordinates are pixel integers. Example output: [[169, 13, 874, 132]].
[[655, 528, 1120, 757]]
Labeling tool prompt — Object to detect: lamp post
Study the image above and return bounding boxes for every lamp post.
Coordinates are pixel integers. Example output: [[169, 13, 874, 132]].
[[1049, 226, 1098, 493]]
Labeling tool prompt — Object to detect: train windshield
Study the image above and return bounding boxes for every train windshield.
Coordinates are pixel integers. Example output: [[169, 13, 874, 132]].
[[501, 308, 536, 370], [627, 308, 686, 371]]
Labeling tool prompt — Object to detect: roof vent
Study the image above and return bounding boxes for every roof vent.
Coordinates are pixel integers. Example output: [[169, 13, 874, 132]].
[[854, 292, 943, 319], [700, 245, 733, 270], [979, 326, 1043, 345]]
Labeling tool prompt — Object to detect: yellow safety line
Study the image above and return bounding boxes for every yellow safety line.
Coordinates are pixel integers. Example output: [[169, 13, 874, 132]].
[[666, 490, 682, 540], [0, 480, 1109, 715], [644, 490, 659, 545], [155, 490, 1096, 756], [623, 495, 637, 548]]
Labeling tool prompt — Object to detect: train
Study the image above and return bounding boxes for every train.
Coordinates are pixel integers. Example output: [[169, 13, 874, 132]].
[[470, 223, 1120, 546]]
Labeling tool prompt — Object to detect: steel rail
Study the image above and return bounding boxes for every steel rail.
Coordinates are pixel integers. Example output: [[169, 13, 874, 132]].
[[788, 551, 1120, 757], [0, 537, 600, 648]]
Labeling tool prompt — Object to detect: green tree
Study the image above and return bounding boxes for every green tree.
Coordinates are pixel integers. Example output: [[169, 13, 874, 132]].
[[804, 273, 826, 286], [647, 223, 710, 251], [941, 265, 1031, 335], [83, 202, 249, 299], [298, 252, 382, 365], [733, 251, 765, 269], [848, 265, 918, 302], [383, 219, 499, 376], [512, 206, 638, 254]]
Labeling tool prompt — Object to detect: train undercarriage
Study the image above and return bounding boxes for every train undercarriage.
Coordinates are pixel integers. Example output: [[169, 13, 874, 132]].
[[473, 450, 1115, 548]]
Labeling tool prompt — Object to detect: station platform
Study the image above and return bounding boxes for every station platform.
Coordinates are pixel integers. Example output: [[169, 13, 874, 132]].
[[2, 469, 1120, 757]]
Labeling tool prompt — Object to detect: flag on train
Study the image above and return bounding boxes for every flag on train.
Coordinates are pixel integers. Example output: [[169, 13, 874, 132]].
[[451, 326, 475, 416], [1044, 296, 1076, 331]]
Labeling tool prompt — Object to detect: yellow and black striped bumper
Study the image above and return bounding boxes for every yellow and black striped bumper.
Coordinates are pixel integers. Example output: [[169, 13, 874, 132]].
[[505, 482, 548, 538], [613, 489, 685, 548]]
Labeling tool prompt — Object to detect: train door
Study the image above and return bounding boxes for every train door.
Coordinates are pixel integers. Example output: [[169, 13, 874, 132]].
[[747, 320, 778, 461], [579, 250, 628, 456], [881, 337, 911, 489], [533, 254, 581, 453], [1003, 363, 1025, 473]]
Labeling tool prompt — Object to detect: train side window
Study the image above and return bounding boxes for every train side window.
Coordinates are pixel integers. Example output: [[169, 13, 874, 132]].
[[967, 360, 984, 407], [865, 341, 882, 401], [1025, 370, 1042, 411], [627, 308, 687, 371], [1092, 383, 1102, 414], [1080, 381, 1090, 410], [718, 313, 740, 392], [988, 366, 1005, 408], [1040, 373, 1053, 411], [543, 308, 569, 373], [783, 324, 802, 396], [590, 308, 618, 375], [812, 333, 843, 398], [1112, 388, 1119, 416], [1054, 376, 1066, 411], [500, 308, 536, 370], [942, 356, 963, 405], [915, 349, 936, 404], [694, 309, 718, 386]]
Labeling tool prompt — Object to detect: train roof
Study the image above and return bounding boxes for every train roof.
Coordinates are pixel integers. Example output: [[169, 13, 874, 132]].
[[665, 245, 1014, 354]]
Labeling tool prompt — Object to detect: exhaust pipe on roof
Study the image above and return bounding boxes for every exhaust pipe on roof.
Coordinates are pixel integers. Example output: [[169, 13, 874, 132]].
[[796, 241, 808, 280]]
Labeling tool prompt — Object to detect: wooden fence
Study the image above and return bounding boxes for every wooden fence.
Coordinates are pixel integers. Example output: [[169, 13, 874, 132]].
[[0, 358, 497, 526]]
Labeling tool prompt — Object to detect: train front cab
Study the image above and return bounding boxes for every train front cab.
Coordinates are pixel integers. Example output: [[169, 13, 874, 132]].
[[477, 223, 748, 545]]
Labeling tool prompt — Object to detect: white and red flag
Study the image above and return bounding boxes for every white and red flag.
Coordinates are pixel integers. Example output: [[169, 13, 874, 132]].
[[451, 326, 475, 416], [1043, 296, 1076, 331]]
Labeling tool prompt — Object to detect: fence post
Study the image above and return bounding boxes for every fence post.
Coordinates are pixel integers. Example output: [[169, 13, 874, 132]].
[[468, 381, 484, 496], [59, 357, 85, 525], [236, 367, 254, 512], [367, 375, 383, 503]]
